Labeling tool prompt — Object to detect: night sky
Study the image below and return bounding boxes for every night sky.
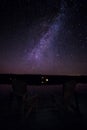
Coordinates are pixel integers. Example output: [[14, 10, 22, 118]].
[[0, 0, 87, 75]]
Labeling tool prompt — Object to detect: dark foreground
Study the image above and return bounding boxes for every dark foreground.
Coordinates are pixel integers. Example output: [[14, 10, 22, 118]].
[[0, 85, 87, 130]]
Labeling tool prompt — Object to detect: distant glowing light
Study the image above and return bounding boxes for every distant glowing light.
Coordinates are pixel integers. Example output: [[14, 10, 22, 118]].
[[41, 76, 44, 79], [41, 81, 44, 84], [46, 78, 48, 82]]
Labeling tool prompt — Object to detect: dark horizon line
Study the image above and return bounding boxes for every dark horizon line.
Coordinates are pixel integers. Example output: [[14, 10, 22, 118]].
[[0, 73, 87, 77]]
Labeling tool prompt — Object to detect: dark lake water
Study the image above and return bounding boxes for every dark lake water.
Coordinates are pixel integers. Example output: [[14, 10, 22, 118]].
[[0, 83, 87, 94]]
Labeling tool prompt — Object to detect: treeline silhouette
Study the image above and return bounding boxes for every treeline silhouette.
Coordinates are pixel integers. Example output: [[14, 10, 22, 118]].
[[0, 74, 87, 85]]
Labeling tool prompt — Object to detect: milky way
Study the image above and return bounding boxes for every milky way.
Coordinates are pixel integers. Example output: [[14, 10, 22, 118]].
[[0, 0, 87, 75], [24, 1, 67, 74]]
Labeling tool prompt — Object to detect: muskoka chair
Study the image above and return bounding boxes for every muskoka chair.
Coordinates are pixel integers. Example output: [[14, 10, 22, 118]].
[[62, 80, 80, 114], [9, 78, 38, 122]]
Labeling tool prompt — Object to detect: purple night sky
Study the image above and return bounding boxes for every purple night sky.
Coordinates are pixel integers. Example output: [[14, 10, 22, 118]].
[[0, 0, 87, 75]]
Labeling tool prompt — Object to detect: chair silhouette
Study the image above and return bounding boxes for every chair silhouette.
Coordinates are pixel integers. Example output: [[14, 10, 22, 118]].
[[9, 78, 38, 122], [62, 80, 80, 113]]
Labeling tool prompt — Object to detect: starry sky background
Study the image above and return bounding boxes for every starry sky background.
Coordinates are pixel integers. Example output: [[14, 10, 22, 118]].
[[0, 0, 87, 75]]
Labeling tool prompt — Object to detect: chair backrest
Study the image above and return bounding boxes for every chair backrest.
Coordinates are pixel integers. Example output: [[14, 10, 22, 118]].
[[12, 79, 27, 96], [63, 80, 76, 98]]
